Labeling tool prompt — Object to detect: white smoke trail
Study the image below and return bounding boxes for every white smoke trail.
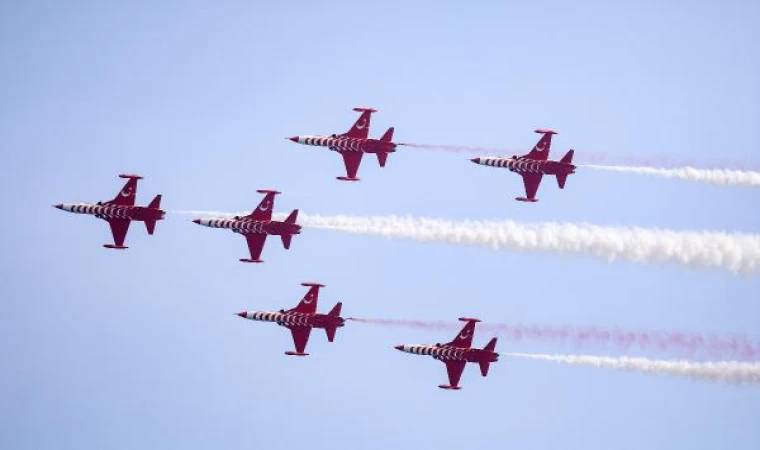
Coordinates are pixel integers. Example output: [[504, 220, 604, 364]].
[[170, 211, 760, 273], [582, 165, 760, 187], [297, 214, 760, 274], [505, 352, 760, 384]]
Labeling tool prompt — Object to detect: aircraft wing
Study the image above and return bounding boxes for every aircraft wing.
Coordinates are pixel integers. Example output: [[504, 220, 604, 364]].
[[521, 173, 544, 201], [519, 131, 553, 161], [339, 151, 363, 180], [107, 219, 131, 247], [106, 177, 139, 206], [341, 109, 373, 139], [288, 284, 321, 314], [447, 320, 477, 348], [246, 191, 277, 221], [288, 326, 312, 354], [244, 234, 267, 262], [444, 360, 466, 389]]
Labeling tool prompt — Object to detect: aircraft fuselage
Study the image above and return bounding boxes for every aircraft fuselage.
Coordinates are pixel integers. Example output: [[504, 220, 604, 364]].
[[290, 135, 397, 154], [239, 310, 345, 330], [395, 344, 499, 364], [55, 203, 165, 222], [193, 218, 301, 236], [471, 157, 576, 177]]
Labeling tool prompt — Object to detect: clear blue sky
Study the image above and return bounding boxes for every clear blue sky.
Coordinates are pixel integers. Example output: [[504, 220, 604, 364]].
[[2, 1, 759, 449]]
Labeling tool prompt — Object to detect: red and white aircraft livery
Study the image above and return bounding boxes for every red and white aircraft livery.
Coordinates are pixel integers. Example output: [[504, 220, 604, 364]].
[[470, 129, 576, 202], [236, 282, 345, 356], [53, 174, 164, 249], [395, 318, 498, 390], [288, 107, 398, 181], [192, 190, 300, 263]]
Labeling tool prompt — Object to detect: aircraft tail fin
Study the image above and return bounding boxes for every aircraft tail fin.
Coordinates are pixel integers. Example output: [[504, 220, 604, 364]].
[[328, 302, 342, 317], [143, 195, 162, 235], [281, 210, 298, 249], [559, 149, 574, 164], [147, 194, 162, 209], [380, 126, 394, 142], [284, 209, 299, 224], [484, 337, 497, 352], [480, 338, 498, 377]]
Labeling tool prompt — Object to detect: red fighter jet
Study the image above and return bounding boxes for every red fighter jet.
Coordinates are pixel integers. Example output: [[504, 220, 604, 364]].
[[395, 318, 498, 390], [288, 107, 398, 181], [470, 129, 576, 202], [53, 174, 164, 249], [192, 190, 300, 263], [236, 282, 345, 356]]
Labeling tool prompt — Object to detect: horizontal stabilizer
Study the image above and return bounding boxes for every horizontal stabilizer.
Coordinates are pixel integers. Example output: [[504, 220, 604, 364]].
[[516, 197, 539, 202], [103, 244, 128, 249], [556, 174, 568, 189], [239, 258, 264, 263], [353, 107, 378, 113], [479, 361, 491, 377], [119, 174, 143, 179], [438, 385, 462, 390], [284, 351, 309, 356], [145, 220, 157, 235]]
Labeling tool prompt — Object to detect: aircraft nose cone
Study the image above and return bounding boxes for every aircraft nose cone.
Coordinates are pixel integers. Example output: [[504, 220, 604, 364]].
[[287, 136, 299, 142], [470, 158, 480, 164], [192, 219, 201, 225], [394, 345, 404, 351], [53, 204, 63, 209], [236, 311, 247, 318]]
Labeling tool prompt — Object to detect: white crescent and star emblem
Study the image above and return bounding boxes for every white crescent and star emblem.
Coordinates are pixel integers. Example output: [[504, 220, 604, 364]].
[[536, 142, 546, 151], [259, 201, 270, 211], [459, 330, 471, 340], [120, 187, 133, 197], [303, 295, 313, 304], [355, 118, 367, 130]]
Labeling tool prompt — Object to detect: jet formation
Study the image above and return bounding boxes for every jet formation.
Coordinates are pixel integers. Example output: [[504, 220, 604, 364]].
[[53, 174, 164, 249], [470, 129, 576, 202], [395, 318, 499, 389], [236, 282, 345, 356], [288, 107, 398, 181], [53, 109, 582, 391]]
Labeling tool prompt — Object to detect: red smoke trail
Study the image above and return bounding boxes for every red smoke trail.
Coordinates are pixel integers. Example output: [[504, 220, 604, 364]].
[[399, 142, 760, 171], [347, 318, 760, 361]]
